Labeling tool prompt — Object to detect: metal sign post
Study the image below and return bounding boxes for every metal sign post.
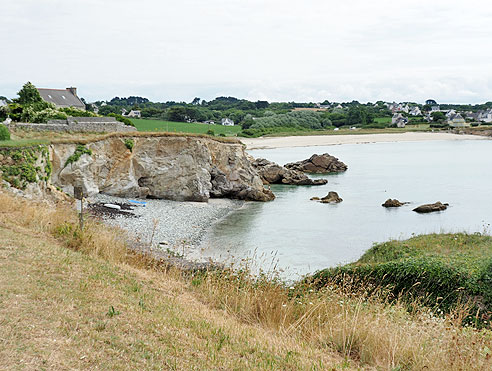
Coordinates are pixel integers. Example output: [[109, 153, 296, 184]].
[[74, 186, 84, 230]]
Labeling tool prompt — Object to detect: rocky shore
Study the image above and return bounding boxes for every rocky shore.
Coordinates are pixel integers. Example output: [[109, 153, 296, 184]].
[[89, 194, 243, 255]]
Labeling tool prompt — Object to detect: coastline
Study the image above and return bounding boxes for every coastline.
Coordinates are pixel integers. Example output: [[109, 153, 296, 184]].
[[89, 194, 243, 262], [240, 131, 487, 150]]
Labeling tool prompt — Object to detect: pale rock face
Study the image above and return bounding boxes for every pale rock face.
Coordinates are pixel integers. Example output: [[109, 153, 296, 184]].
[[50, 136, 274, 202]]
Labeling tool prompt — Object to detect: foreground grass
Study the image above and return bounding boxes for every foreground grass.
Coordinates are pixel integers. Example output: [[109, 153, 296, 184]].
[[131, 118, 242, 136], [1, 190, 492, 369]]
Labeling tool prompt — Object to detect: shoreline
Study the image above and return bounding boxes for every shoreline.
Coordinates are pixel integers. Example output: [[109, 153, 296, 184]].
[[240, 132, 487, 150], [88, 194, 243, 262]]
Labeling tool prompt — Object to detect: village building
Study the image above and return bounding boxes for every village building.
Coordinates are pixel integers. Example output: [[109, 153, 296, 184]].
[[477, 109, 492, 123], [127, 110, 141, 118], [409, 106, 421, 116], [221, 118, 234, 126], [37, 87, 85, 110], [392, 113, 408, 128], [447, 113, 468, 128]]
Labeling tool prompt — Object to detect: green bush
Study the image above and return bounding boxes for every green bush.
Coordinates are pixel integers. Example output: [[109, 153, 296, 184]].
[[309, 233, 492, 326], [0, 125, 10, 141], [206, 129, 215, 136], [124, 139, 134, 152], [107, 113, 135, 127], [64, 145, 92, 167]]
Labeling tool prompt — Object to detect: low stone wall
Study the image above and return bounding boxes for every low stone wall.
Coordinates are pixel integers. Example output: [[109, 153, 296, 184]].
[[6, 117, 136, 133]]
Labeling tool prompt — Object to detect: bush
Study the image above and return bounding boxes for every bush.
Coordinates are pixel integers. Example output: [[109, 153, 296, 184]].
[[107, 113, 135, 127], [206, 129, 215, 136], [0, 125, 10, 141], [124, 139, 134, 152], [64, 145, 92, 167]]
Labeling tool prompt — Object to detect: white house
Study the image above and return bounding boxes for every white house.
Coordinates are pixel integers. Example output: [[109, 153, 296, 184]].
[[409, 106, 421, 116], [478, 109, 492, 123], [127, 110, 141, 118], [447, 113, 468, 128], [221, 118, 234, 126], [392, 113, 408, 128], [0, 99, 7, 108], [445, 109, 456, 118]]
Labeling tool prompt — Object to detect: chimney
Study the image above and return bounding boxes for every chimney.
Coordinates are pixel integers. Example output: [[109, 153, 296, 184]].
[[67, 87, 77, 96]]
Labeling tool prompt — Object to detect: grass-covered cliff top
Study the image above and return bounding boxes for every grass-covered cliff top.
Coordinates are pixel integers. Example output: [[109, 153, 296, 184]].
[[2, 190, 492, 369], [0, 129, 242, 149], [312, 233, 492, 324]]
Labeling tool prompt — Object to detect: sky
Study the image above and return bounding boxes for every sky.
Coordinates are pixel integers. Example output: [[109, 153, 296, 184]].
[[1, 0, 492, 104]]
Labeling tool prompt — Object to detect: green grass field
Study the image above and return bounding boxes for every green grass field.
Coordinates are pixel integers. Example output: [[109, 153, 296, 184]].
[[374, 117, 392, 124], [131, 119, 242, 136]]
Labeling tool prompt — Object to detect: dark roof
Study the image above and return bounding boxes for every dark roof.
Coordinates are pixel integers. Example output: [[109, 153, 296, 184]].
[[37, 88, 85, 109]]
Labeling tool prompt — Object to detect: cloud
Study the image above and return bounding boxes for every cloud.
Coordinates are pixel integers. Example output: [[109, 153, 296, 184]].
[[1, 0, 491, 103]]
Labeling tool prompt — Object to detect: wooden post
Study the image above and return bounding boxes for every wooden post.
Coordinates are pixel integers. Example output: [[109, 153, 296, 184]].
[[74, 186, 84, 230]]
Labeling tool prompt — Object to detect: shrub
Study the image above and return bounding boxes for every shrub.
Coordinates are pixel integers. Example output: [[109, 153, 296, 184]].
[[206, 129, 215, 136], [124, 139, 134, 152], [107, 113, 135, 127], [64, 145, 92, 167], [0, 125, 10, 141]]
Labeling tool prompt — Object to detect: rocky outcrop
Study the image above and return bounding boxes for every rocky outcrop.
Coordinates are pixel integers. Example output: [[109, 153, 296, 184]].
[[413, 202, 449, 213], [285, 153, 347, 173], [50, 135, 274, 202], [382, 199, 409, 208], [252, 158, 327, 186], [319, 191, 343, 203]]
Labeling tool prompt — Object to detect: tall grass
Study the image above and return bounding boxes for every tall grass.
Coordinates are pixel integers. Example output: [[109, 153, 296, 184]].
[[1, 190, 492, 370]]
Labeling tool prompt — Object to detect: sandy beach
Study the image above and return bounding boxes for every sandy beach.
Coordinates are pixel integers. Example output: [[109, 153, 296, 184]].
[[241, 132, 486, 150]]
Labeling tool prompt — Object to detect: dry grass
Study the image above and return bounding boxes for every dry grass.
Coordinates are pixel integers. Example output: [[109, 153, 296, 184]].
[[10, 127, 241, 146], [1, 190, 492, 370]]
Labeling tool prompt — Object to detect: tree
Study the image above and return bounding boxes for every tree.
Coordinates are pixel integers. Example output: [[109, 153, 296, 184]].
[[15, 82, 43, 105], [431, 111, 446, 122], [191, 97, 201, 105]]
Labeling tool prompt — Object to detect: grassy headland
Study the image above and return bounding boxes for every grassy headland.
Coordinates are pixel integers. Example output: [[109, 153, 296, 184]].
[[1, 190, 492, 369], [131, 118, 242, 136], [312, 233, 492, 325]]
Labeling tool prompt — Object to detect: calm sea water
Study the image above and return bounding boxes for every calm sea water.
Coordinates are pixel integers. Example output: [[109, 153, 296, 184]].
[[200, 140, 492, 279]]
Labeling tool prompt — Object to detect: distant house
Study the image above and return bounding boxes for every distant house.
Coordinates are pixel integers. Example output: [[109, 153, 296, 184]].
[[477, 109, 492, 123], [37, 87, 85, 110], [392, 113, 408, 128], [221, 118, 234, 126], [0, 99, 7, 108], [127, 110, 141, 118], [445, 109, 456, 118], [409, 106, 421, 116], [203, 120, 215, 125], [426, 99, 437, 106], [447, 113, 468, 128]]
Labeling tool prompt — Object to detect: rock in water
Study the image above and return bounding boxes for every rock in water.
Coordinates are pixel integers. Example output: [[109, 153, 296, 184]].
[[413, 202, 449, 213], [320, 191, 343, 203], [284, 153, 347, 173], [310, 197, 320, 201], [252, 158, 327, 186], [382, 199, 408, 208]]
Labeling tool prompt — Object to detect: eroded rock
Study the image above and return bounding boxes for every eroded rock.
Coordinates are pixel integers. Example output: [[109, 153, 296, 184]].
[[320, 191, 343, 203], [50, 136, 274, 202], [285, 153, 347, 173], [382, 199, 409, 208], [252, 158, 327, 186], [413, 202, 449, 213]]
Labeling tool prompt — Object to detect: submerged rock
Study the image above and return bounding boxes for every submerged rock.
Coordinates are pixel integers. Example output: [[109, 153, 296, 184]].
[[413, 202, 449, 213], [310, 197, 320, 201], [382, 199, 409, 208], [252, 158, 327, 186], [320, 191, 343, 203], [284, 153, 347, 173]]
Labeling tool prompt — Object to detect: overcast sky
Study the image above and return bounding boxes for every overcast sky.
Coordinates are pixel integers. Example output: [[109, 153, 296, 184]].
[[1, 0, 492, 103]]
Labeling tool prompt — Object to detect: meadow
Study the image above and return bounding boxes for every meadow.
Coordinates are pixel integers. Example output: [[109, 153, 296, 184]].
[[131, 118, 242, 136]]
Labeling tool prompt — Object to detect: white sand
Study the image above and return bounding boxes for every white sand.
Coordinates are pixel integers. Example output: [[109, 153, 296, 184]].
[[241, 132, 486, 150]]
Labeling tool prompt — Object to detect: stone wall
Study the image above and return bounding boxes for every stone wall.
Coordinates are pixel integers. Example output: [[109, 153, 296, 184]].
[[6, 117, 136, 133]]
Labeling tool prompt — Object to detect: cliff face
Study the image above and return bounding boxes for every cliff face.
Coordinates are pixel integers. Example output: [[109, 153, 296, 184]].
[[50, 135, 274, 202]]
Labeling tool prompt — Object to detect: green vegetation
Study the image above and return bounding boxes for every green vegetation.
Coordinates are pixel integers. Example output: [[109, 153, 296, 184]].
[[0, 145, 51, 189], [311, 233, 492, 325], [64, 145, 92, 167], [107, 113, 135, 127], [123, 138, 134, 152], [0, 125, 10, 141], [131, 118, 242, 136]]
